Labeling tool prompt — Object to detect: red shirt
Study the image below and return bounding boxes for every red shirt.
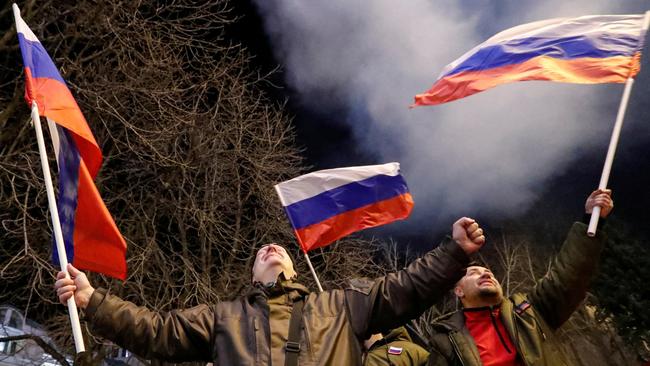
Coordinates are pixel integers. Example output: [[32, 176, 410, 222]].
[[464, 306, 523, 366]]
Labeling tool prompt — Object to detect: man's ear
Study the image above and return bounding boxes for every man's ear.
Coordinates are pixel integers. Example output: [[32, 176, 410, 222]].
[[454, 285, 464, 298]]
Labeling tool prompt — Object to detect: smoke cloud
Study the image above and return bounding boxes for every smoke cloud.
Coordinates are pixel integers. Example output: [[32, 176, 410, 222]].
[[254, 1, 649, 233]]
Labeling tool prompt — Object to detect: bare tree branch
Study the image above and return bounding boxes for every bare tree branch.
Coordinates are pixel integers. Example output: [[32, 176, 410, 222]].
[[0, 334, 69, 366]]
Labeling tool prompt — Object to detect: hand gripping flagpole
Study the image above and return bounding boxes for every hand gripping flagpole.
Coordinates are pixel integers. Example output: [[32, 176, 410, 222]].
[[29, 101, 86, 353], [587, 78, 633, 236], [13, 3, 85, 351], [588, 10, 650, 237]]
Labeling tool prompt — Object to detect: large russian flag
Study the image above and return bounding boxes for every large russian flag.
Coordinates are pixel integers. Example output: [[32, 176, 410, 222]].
[[15, 6, 127, 280], [274, 163, 414, 252], [413, 13, 649, 107]]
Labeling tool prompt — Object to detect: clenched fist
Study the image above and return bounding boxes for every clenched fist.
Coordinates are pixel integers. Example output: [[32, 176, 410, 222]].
[[452, 217, 485, 255]]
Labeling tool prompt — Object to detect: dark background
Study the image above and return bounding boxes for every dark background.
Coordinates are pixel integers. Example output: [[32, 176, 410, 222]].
[[228, 2, 650, 248]]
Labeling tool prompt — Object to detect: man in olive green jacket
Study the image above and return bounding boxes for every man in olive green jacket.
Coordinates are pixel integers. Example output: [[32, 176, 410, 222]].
[[427, 189, 613, 366], [364, 326, 429, 366], [56, 218, 486, 365]]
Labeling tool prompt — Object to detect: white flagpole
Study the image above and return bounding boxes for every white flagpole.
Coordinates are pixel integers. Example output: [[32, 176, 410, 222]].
[[303, 253, 324, 293], [588, 11, 650, 236], [14, 3, 85, 352], [30, 102, 86, 353], [587, 78, 634, 236]]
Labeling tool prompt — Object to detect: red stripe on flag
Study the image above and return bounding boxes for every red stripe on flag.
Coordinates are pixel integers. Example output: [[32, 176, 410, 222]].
[[413, 54, 638, 107], [72, 159, 127, 280], [294, 193, 414, 252], [28, 74, 102, 176], [23, 67, 36, 104]]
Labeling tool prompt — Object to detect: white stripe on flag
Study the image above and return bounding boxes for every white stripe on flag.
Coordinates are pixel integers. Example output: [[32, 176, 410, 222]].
[[486, 15, 644, 45], [46, 117, 61, 169], [13, 9, 39, 42], [274, 162, 401, 207], [441, 14, 645, 78]]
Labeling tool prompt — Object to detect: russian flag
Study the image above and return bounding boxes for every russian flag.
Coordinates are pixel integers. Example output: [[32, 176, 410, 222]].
[[15, 6, 127, 280], [413, 13, 649, 107], [274, 163, 414, 252]]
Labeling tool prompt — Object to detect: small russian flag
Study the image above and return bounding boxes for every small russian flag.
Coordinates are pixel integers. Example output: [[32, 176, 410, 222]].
[[387, 346, 403, 355], [274, 162, 414, 252]]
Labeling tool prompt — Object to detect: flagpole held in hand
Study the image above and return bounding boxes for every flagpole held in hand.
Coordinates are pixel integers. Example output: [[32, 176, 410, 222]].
[[587, 77, 634, 236], [588, 10, 650, 236], [14, 3, 86, 353], [29, 101, 86, 352]]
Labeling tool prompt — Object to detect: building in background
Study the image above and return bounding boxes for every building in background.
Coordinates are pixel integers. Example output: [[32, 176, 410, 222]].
[[0, 305, 144, 366]]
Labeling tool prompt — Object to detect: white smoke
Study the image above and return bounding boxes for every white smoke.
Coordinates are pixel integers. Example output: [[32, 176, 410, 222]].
[[254, 0, 649, 229]]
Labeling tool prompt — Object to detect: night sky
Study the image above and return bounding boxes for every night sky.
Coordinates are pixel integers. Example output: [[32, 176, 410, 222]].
[[230, 1, 650, 248]]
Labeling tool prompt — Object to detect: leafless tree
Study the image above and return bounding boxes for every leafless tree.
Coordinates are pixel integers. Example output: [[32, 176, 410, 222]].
[[0, 2, 640, 365], [0, 1, 384, 364]]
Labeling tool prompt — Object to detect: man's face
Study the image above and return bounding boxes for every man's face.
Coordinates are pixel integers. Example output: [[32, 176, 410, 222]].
[[455, 266, 503, 305], [252, 243, 296, 283]]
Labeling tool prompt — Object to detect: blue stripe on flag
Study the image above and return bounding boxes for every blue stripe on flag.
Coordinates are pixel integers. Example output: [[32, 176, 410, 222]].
[[52, 127, 80, 266], [444, 33, 641, 77], [17, 34, 66, 84], [284, 174, 409, 230]]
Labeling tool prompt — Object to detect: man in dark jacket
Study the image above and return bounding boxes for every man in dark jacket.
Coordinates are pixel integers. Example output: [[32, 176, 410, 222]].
[[55, 217, 486, 365], [427, 189, 613, 366]]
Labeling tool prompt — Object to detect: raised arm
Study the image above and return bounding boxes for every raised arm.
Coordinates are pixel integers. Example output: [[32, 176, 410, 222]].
[[528, 189, 612, 329], [345, 217, 484, 338], [55, 264, 214, 362]]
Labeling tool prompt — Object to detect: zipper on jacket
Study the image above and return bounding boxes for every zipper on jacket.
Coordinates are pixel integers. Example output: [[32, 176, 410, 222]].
[[488, 305, 512, 354], [448, 332, 466, 366], [509, 304, 529, 366]]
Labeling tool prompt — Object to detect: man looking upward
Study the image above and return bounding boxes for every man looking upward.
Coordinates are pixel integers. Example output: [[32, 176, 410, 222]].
[[427, 189, 613, 366], [56, 218, 486, 365]]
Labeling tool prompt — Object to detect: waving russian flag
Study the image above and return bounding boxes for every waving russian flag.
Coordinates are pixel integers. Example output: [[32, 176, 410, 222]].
[[275, 163, 414, 252], [413, 13, 649, 107], [15, 5, 127, 280]]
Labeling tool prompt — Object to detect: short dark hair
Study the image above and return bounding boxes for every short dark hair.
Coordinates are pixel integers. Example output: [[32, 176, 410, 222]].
[[466, 260, 490, 270], [456, 260, 491, 286]]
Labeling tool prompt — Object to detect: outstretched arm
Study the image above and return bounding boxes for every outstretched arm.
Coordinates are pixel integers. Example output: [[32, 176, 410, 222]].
[[55, 265, 214, 362], [345, 217, 485, 338], [528, 189, 612, 329]]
